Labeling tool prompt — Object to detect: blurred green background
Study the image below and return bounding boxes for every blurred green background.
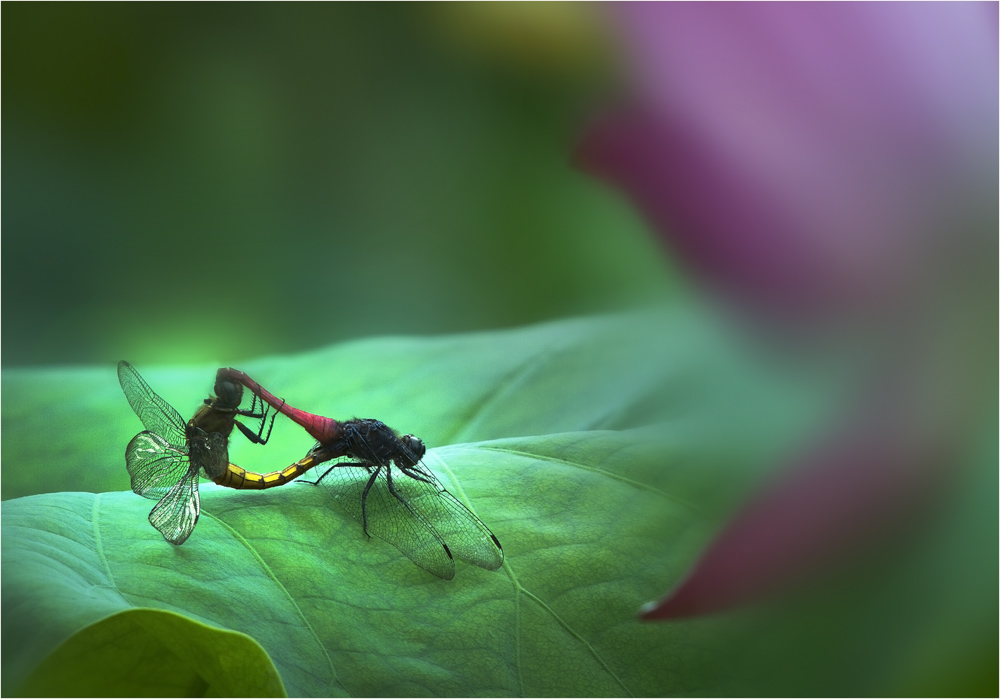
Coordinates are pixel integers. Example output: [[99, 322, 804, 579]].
[[2, 2, 673, 368], [4, 6, 996, 697]]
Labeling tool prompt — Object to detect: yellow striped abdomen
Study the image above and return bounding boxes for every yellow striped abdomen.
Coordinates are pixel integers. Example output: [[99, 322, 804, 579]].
[[212, 452, 324, 490]]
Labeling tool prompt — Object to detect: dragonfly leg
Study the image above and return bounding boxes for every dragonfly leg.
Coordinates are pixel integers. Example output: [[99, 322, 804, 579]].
[[233, 392, 267, 420], [360, 466, 382, 538], [249, 392, 263, 418], [385, 466, 425, 514], [383, 467, 431, 537], [235, 393, 284, 423], [399, 465, 434, 486], [233, 401, 280, 445], [233, 418, 267, 445], [297, 465, 328, 486], [256, 399, 282, 442]]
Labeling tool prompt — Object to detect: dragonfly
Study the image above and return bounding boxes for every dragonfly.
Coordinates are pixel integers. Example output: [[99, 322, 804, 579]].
[[219, 367, 504, 580], [118, 361, 332, 544]]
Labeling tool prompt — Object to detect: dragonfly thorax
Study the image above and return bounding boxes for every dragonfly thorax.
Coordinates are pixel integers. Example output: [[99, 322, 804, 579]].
[[341, 418, 425, 469], [186, 425, 230, 479]]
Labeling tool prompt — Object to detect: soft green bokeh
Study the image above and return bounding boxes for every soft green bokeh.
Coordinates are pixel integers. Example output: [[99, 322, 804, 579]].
[[2, 3, 672, 368]]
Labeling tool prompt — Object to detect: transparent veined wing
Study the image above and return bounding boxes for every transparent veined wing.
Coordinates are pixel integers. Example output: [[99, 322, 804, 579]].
[[117, 360, 187, 446], [125, 431, 192, 501], [311, 461, 457, 580], [147, 467, 202, 545], [396, 461, 503, 571]]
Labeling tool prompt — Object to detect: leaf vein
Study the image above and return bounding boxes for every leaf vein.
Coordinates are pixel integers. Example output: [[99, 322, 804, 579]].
[[475, 445, 703, 513], [427, 452, 526, 694], [90, 493, 119, 592], [203, 511, 346, 697], [443, 324, 595, 444], [520, 587, 633, 697]]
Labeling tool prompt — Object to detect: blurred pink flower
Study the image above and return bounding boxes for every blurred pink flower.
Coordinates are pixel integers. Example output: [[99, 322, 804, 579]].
[[579, 2, 997, 317], [578, 3, 997, 618]]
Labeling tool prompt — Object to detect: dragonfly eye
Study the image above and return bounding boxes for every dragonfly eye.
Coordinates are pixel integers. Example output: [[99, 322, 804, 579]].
[[213, 377, 243, 407], [401, 434, 426, 460]]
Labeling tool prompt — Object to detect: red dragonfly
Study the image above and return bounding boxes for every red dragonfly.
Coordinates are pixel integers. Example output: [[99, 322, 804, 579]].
[[218, 368, 504, 580]]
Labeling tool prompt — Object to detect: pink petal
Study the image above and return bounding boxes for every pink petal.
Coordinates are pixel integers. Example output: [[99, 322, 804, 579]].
[[579, 3, 998, 316], [641, 417, 941, 620]]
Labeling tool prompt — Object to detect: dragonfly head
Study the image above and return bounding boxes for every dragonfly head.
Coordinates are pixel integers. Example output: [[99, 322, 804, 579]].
[[212, 369, 245, 409], [400, 434, 426, 465]]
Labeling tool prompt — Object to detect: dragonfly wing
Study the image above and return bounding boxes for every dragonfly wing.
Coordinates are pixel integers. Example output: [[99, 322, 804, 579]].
[[125, 431, 192, 501], [147, 466, 201, 545], [117, 361, 187, 445], [401, 463, 504, 571], [316, 462, 456, 580]]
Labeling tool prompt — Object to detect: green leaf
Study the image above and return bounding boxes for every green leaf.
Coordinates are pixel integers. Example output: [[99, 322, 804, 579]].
[[17, 610, 284, 698], [3, 430, 725, 697]]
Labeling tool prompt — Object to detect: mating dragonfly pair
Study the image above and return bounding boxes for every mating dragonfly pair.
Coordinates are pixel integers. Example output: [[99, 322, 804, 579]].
[[118, 361, 502, 579]]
